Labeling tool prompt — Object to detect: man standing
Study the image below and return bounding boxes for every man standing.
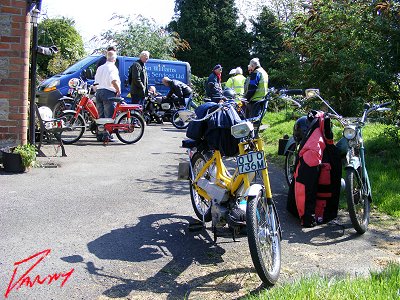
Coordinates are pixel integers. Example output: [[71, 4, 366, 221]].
[[96, 45, 117, 68], [225, 67, 246, 97], [128, 51, 150, 106], [94, 50, 121, 118], [206, 64, 224, 102], [244, 58, 268, 118]]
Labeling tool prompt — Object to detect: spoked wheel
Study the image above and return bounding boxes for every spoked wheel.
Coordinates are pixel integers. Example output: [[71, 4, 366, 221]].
[[345, 167, 370, 234], [115, 111, 145, 144], [53, 102, 68, 118], [247, 189, 281, 286], [143, 112, 152, 125], [172, 110, 190, 129], [60, 112, 85, 144], [190, 152, 213, 222], [284, 144, 296, 185]]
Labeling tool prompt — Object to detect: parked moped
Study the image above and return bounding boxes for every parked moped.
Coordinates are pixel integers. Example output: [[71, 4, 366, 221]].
[[60, 79, 145, 145]]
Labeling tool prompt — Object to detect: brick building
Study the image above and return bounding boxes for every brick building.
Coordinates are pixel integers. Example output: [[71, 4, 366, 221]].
[[0, 0, 31, 149]]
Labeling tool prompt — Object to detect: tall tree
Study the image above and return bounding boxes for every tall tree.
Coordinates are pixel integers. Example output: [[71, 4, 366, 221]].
[[37, 17, 85, 77], [95, 15, 189, 60], [170, 0, 251, 78], [250, 6, 284, 86], [277, 0, 400, 116]]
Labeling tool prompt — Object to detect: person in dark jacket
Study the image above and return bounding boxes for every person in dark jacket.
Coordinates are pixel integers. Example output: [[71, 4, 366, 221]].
[[206, 64, 224, 102], [128, 51, 149, 105], [96, 46, 117, 69], [162, 77, 193, 106]]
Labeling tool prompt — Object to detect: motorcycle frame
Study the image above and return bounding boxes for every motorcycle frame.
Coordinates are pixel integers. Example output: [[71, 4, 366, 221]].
[[72, 94, 142, 133], [191, 137, 273, 203], [344, 125, 372, 200]]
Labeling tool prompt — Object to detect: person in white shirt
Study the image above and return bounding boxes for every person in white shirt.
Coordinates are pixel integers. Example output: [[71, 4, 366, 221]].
[[94, 50, 121, 118]]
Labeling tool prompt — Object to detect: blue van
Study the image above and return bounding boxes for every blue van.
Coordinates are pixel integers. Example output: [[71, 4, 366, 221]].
[[36, 55, 191, 109]]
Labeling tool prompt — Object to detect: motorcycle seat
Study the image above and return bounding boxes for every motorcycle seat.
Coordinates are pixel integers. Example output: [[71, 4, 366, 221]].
[[95, 118, 114, 125], [108, 97, 125, 103], [182, 139, 202, 149]]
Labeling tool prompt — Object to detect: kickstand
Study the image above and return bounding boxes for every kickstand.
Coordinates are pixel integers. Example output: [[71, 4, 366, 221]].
[[213, 226, 218, 243]]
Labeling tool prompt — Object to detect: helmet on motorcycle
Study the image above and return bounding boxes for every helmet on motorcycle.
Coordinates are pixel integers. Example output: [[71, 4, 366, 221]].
[[68, 78, 81, 89], [293, 116, 310, 142], [223, 88, 236, 100]]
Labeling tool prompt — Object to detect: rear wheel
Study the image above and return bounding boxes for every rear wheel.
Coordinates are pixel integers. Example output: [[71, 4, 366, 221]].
[[61, 112, 85, 144], [345, 167, 370, 234], [53, 102, 68, 118], [172, 110, 190, 129], [190, 152, 212, 222], [247, 189, 281, 286], [115, 112, 145, 144], [284, 144, 297, 185]]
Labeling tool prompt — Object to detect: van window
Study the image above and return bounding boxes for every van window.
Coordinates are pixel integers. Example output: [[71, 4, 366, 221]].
[[82, 60, 98, 80], [83, 58, 120, 80], [61, 56, 96, 75]]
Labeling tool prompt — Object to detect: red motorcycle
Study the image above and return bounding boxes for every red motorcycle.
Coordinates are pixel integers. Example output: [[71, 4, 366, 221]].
[[60, 81, 145, 145]]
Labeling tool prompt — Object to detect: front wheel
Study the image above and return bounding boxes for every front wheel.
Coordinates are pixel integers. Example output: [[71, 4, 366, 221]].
[[61, 112, 85, 144], [172, 110, 190, 129], [115, 111, 145, 144], [190, 152, 212, 222], [345, 167, 370, 234], [247, 189, 281, 286], [284, 144, 297, 185]]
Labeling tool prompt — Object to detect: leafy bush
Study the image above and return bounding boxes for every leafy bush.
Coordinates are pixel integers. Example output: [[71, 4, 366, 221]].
[[190, 75, 207, 103], [13, 144, 37, 168]]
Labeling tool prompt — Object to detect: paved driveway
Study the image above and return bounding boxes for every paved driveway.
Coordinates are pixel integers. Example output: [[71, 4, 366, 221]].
[[0, 124, 398, 300]]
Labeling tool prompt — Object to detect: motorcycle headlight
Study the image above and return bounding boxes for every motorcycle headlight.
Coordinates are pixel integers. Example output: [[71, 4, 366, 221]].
[[343, 125, 356, 140], [231, 121, 253, 138]]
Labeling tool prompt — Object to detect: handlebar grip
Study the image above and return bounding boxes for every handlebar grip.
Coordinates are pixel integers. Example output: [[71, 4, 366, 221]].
[[279, 89, 303, 96], [379, 101, 392, 108]]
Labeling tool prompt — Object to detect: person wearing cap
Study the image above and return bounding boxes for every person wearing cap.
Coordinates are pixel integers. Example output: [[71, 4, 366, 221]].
[[244, 58, 268, 118], [128, 50, 150, 106], [96, 45, 117, 68], [94, 50, 121, 119], [225, 67, 246, 97], [162, 76, 193, 107], [206, 64, 224, 102]]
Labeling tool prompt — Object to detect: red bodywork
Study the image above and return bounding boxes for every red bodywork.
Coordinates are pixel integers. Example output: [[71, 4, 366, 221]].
[[73, 95, 143, 138]]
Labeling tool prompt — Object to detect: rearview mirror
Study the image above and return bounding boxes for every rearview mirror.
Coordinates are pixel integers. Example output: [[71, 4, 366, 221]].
[[305, 89, 320, 98]]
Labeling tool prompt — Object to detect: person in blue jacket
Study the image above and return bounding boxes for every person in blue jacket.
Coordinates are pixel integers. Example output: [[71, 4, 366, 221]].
[[206, 64, 224, 102]]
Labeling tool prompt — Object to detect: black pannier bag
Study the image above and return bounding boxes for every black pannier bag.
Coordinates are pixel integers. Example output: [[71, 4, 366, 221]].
[[186, 102, 242, 157], [186, 102, 218, 140]]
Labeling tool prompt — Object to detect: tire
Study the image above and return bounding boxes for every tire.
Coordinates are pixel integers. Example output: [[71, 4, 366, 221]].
[[172, 110, 190, 129], [143, 112, 152, 125], [61, 112, 85, 144], [247, 189, 281, 286], [284, 144, 296, 185], [53, 102, 67, 118], [115, 111, 145, 144], [345, 167, 370, 234], [190, 152, 213, 222]]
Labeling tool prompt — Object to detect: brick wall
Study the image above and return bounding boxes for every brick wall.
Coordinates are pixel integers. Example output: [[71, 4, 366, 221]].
[[0, 0, 31, 148]]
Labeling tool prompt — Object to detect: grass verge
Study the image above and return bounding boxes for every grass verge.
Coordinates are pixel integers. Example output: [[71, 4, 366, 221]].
[[245, 262, 400, 300]]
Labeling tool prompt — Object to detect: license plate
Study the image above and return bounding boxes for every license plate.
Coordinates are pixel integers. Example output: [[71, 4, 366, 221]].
[[237, 151, 266, 174]]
